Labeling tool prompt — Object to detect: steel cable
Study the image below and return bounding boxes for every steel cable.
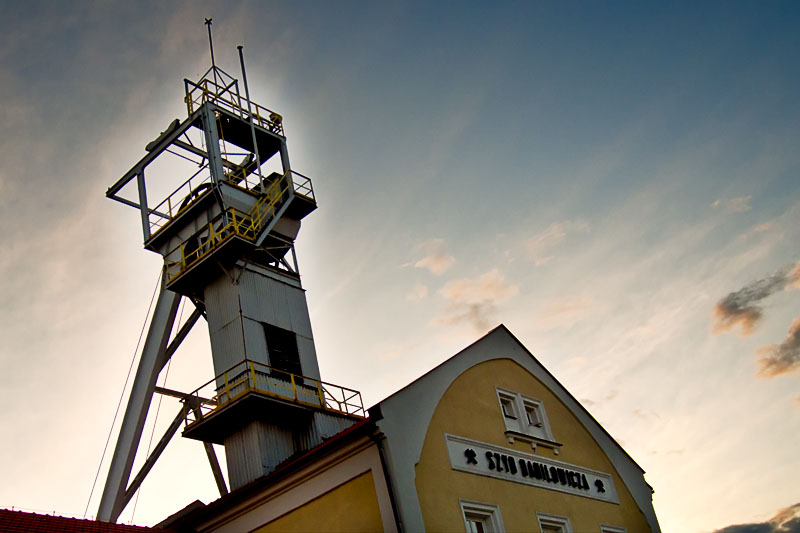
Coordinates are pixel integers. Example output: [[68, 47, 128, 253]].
[[83, 270, 163, 519]]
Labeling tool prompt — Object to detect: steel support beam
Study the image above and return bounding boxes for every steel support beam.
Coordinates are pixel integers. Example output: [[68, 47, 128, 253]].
[[155, 386, 214, 406], [121, 409, 185, 509], [164, 307, 202, 362], [106, 113, 198, 198], [200, 103, 226, 191], [136, 171, 150, 242], [203, 441, 229, 496], [97, 280, 181, 523], [192, 403, 228, 496]]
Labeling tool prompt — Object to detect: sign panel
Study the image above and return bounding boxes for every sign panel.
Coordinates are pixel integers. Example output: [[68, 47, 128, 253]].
[[445, 434, 619, 504]]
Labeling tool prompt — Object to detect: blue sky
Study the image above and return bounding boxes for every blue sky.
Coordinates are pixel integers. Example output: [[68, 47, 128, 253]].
[[1, 2, 799, 531]]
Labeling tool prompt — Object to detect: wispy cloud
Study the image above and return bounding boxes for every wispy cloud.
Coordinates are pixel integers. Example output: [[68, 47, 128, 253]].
[[713, 501, 800, 533], [406, 283, 428, 301], [536, 295, 595, 329], [712, 195, 753, 213], [757, 317, 800, 378], [579, 389, 618, 408], [648, 448, 684, 456], [434, 269, 518, 332], [712, 263, 800, 336], [633, 408, 661, 420], [378, 343, 419, 361], [413, 238, 455, 275], [526, 219, 588, 266]]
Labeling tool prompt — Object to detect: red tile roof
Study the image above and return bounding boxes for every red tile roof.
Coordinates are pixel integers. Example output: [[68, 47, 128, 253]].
[[0, 509, 171, 532]]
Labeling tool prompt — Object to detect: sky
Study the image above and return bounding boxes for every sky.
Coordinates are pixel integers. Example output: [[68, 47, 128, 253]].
[[1, 2, 799, 532]]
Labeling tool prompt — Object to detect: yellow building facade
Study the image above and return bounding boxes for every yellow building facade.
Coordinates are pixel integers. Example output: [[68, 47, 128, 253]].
[[165, 326, 659, 532]]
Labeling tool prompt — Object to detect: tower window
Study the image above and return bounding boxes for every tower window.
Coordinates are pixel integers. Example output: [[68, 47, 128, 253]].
[[263, 324, 302, 380]]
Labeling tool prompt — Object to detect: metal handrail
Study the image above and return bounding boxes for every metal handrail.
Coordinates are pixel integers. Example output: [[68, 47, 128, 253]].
[[183, 359, 365, 427], [148, 164, 213, 234], [185, 77, 284, 135], [162, 170, 315, 282]]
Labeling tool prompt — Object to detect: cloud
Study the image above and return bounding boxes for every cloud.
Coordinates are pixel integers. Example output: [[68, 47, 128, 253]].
[[579, 389, 618, 408], [536, 295, 595, 329], [713, 502, 800, 533], [756, 317, 800, 378], [712, 195, 753, 213], [633, 409, 661, 420], [434, 269, 519, 332], [648, 448, 684, 456], [712, 263, 800, 336], [378, 343, 418, 361], [526, 220, 588, 265], [754, 222, 773, 233], [413, 238, 455, 275], [406, 283, 428, 301]]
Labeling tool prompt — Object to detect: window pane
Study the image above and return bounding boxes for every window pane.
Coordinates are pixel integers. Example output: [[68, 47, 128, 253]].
[[525, 405, 541, 426], [466, 517, 486, 533], [501, 398, 516, 419], [263, 323, 303, 381]]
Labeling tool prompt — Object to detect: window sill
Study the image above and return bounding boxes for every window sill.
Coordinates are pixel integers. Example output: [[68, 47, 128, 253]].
[[504, 431, 563, 455]]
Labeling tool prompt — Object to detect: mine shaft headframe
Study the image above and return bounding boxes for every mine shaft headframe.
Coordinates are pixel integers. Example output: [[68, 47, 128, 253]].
[[104, 55, 290, 245]]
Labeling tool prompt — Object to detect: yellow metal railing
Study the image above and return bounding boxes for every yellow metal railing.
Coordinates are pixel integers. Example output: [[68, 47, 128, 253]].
[[151, 170, 314, 243], [148, 165, 213, 235], [183, 360, 366, 426], [163, 173, 299, 283], [184, 77, 284, 135]]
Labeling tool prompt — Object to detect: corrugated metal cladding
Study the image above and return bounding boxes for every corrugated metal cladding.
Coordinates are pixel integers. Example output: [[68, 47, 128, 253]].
[[222, 414, 359, 491], [208, 320, 248, 379], [204, 274, 240, 335], [257, 423, 296, 474], [224, 422, 266, 489], [224, 421, 298, 489], [242, 318, 269, 364], [314, 412, 357, 440], [285, 286, 313, 337], [296, 335, 321, 380], [238, 268, 314, 337], [205, 266, 320, 377]]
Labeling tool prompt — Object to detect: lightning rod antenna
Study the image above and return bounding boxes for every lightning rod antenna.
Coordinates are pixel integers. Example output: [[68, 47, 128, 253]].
[[238, 45, 264, 188], [205, 18, 218, 87]]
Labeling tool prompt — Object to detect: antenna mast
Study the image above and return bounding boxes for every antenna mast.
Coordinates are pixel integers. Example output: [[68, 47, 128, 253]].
[[205, 18, 218, 87]]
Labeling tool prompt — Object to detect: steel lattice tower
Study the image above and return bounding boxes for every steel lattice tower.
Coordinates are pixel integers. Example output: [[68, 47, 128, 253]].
[[98, 38, 364, 523]]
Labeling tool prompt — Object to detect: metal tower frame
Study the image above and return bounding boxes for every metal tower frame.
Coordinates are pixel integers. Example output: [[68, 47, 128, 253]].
[[97, 46, 292, 523], [97, 279, 228, 523], [97, 29, 363, 523]]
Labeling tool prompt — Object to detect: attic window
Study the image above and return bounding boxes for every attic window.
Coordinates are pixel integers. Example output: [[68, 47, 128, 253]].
[[496, 388, 557, 450], [524, 400, 543, 427], [500, 395, 517, 419]]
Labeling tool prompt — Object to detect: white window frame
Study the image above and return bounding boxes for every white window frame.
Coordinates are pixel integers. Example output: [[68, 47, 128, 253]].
[[496, 388, 555, 443], [459, 499, 505, 533], [536, 512, 572, 533], [600, 526, 627, 533]]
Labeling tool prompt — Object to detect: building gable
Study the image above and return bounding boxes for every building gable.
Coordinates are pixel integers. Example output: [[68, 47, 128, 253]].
[[374, 325, 659, 532]]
